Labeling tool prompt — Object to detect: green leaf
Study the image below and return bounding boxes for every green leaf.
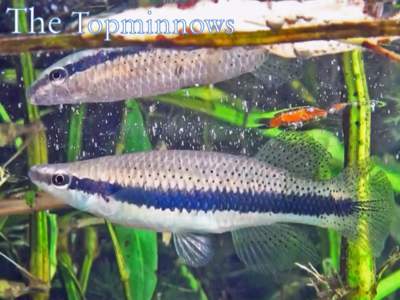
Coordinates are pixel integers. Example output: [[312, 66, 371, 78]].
[[58, 252, 86, 300], [375, 269, 400, 300], [114, 227, 158, 300]]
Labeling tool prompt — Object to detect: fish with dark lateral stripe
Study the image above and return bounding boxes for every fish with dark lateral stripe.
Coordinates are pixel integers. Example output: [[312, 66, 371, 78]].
[[27, 46, 301, 105], [28, 134, 394, 272]]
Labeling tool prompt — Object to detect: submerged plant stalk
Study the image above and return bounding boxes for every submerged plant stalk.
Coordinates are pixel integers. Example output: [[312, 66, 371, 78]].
[[11, 1, 50, 299], [342, 50, 374, 299]]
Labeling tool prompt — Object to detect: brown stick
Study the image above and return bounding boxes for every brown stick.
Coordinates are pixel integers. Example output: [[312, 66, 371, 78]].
[[0, 193, 67, 216], [362, 40, 400, 62], [0, 19, 399, 54]]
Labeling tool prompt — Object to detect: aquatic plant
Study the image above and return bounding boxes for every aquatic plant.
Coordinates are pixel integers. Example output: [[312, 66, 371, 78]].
[[10, 2, 52, 300]]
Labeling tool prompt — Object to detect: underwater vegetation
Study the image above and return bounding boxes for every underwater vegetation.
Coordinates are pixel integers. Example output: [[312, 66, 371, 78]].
[[0, 0, 400, 299]]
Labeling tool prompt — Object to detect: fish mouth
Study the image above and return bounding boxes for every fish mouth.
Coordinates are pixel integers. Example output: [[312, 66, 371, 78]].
[[28, 167, 40, 183], [26, 86, 38, 105], [28, 166, 51, 185]]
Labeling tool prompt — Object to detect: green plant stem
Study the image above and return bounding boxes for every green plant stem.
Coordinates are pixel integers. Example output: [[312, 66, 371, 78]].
[[58, 216, 85, 300], [48, 214, 58, 280], [342, 50, 374, 299], [328, 229, 341, 271], [106, 221, 133, 300], [179, 265, 208, 300], [375, 269, 400, 300], [58, 252, 85, 300], [67, 105, 87, 161], [11, 1, 50, 299], [79, 227, 98, 294]]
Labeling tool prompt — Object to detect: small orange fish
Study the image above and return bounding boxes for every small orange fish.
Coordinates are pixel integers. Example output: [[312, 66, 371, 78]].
[[267, 102, 350, 129], [269, 106, 328, 128]]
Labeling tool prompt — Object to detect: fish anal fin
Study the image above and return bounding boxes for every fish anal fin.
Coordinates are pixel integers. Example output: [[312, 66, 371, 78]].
[[231, 224, 319, 274]]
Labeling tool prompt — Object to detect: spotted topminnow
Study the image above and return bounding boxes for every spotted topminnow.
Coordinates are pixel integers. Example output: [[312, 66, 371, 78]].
[[28, 46, 301, 105], [28, 133, 393, 272]]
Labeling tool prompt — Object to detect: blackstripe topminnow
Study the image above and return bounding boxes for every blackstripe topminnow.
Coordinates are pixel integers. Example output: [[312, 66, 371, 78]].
[[27, 46, 301, 105], [28, 133, 394, 272]]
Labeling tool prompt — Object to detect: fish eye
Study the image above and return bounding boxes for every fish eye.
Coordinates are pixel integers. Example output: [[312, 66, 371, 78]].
[[49, 68, 67, 83], [51, 173, 70, 187]]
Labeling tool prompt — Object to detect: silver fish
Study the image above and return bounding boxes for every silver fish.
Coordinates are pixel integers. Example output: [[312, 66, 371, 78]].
[[28, 133, 393, 272], [27, 46, 298, 105]]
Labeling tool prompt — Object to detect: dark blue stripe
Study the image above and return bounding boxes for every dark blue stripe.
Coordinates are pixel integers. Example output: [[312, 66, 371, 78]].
[[63, 46, 149, 77], [69, 176, 356, 217], [64, 46, 200, 77]]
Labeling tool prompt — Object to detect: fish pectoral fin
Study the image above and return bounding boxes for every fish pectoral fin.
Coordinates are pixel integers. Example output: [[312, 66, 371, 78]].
[[173, 232, 214, 267], [231, 224, 319, 274]]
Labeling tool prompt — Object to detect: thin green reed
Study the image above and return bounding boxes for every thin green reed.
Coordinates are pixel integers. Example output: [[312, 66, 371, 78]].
[[11, 1, 51, 299], [67, 105, 87, 161], [342, 50, 374, 299]]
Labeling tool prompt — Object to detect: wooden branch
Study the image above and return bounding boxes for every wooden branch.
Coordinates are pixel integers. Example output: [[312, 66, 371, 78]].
[[0, 19, 399, 54], [0, 193, 67, 216]]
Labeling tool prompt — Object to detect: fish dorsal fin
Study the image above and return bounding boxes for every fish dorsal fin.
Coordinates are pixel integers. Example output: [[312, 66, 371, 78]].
[[173, 233, 214, 267], [255, 132, 333, 180], [253, 54, 304, 89], [231, 224, 319, 274]]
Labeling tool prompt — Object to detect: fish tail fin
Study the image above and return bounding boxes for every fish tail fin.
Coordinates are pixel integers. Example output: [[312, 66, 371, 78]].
[[328, 164, 395, 256]]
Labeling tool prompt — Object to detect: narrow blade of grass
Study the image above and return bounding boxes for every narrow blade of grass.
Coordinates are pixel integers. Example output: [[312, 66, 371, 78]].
[[48, 214, 58, 280], [67, 105, 87, 161]]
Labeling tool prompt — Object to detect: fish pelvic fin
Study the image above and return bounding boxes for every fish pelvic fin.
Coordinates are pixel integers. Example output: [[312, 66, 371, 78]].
[[328, 163, 395, 256]]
